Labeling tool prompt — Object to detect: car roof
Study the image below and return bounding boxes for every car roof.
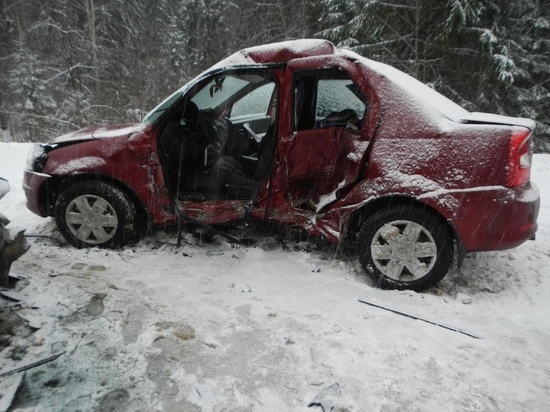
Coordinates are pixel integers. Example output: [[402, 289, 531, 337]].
[[211, 39, 338, 68], [212, 39, 469, 124]]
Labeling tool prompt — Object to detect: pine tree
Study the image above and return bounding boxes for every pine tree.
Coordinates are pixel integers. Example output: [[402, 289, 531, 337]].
[[500, 0, 550, 150], [1, 0, 549, 149], [316, 0, 550, 150]]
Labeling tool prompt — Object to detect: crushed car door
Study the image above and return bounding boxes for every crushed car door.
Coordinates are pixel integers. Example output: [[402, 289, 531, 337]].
[[281, 69, 370, 213]]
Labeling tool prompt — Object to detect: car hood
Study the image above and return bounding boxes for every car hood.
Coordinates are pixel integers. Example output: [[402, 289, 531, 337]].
[[461, 112, 536, 130], [51, 123, 143, 144]]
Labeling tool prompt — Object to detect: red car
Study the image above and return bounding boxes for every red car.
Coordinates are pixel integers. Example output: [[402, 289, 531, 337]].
[[23, 40, 540, 291]]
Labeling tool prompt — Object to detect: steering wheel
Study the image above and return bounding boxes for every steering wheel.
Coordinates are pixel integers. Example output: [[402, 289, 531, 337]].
[[196, 109, 220, 146]]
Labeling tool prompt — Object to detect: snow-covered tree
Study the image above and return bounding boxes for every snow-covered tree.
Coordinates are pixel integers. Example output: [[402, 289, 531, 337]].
[[316, 0, 550, 150], [501, 0, 550, 151], [0, 0, 548, 149]]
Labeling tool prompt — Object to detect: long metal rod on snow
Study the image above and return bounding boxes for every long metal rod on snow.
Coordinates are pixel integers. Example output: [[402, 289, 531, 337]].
[[358, 299, 482, 339], [0, 351, 66, 378]]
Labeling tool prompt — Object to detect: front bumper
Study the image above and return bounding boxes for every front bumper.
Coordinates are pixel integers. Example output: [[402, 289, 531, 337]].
[[22, 169, 52, 217]]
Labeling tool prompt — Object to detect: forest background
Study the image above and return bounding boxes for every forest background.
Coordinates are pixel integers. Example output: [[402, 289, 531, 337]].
[[1, 0, 549, 152]]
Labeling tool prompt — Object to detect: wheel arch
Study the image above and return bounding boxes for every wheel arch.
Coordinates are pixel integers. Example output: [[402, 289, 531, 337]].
[[43, 173, 153, 235], [345, 195, 463, 258]]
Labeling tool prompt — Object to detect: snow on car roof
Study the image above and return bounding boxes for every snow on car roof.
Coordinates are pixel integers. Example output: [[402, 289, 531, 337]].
[[344, 51, 470, 123], [241, 39, 337, 63], [214, 39, 469, 123], [211, 39, 337, 69]]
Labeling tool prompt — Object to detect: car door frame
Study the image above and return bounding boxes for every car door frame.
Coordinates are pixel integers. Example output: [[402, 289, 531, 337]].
[[166, 65, 286, 225], [280, 59, 373, 212]]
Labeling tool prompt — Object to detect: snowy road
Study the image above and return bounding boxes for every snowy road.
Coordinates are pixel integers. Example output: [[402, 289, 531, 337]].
[[1, 143, 549, 411]]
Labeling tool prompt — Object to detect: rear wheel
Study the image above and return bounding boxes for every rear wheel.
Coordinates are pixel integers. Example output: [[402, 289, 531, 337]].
[[358, 205, 453, 291], [54, 181, 136, 248]]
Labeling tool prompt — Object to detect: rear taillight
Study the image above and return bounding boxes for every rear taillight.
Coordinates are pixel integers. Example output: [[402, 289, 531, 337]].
[[506, 128, 533, 188]]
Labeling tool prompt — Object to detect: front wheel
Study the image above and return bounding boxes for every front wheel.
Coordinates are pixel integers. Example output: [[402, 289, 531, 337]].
[[358, 205, 453, 292], [54, 181, 136, 248]]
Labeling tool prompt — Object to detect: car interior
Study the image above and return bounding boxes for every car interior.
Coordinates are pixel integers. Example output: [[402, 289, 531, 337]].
[[157, 69, 366, 204], [294, 69, 366, 132], [157, 72, 279, 201]]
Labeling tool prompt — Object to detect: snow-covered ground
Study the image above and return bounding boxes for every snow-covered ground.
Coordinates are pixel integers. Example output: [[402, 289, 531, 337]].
[[0, 142, 549, 411]]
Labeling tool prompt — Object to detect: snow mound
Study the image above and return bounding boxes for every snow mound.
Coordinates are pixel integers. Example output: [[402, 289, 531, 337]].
[[1, 143, 549, 411]]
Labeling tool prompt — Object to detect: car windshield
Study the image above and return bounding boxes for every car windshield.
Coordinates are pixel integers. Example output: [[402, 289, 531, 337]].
[[191, 76, 249, 109], [191, 74, 269, 111], [347, 52, 470, 122], [142, 74, 265, 124], [141, 86, 187, 125], [370, 60, 469, 122]]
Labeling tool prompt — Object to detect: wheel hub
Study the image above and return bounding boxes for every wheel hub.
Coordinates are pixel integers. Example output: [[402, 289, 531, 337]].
[[65, 195, 118, 244], [371, 220, 437, 281]]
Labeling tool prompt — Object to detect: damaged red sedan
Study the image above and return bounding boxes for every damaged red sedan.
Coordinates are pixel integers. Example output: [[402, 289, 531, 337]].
[[23, 40, 540, 291]]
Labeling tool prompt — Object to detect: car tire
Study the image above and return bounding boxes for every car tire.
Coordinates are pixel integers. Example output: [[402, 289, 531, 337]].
[[358, 205, 453, 292], [54, 181, 136, 249]]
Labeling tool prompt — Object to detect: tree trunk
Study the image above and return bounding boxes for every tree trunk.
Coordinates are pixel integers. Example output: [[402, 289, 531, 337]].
[[86, 0, 98, 65], [15, 12, 25, 47], [415, 0, 420, 79]]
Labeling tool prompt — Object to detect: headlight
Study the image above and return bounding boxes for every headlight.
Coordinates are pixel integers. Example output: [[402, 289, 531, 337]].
[[26, 143, 52, 173]]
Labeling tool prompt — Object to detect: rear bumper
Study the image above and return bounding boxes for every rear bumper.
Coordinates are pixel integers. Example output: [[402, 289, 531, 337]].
[[22, 170, 52, 217], [450, 182, 540, 252]]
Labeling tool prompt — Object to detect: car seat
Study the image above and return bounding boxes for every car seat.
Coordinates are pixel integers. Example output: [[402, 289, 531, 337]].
[[213, 121, 277, 199]]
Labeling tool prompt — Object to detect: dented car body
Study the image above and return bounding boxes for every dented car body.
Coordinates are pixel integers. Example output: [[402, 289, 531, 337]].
[[23, 40, 540, 291]]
